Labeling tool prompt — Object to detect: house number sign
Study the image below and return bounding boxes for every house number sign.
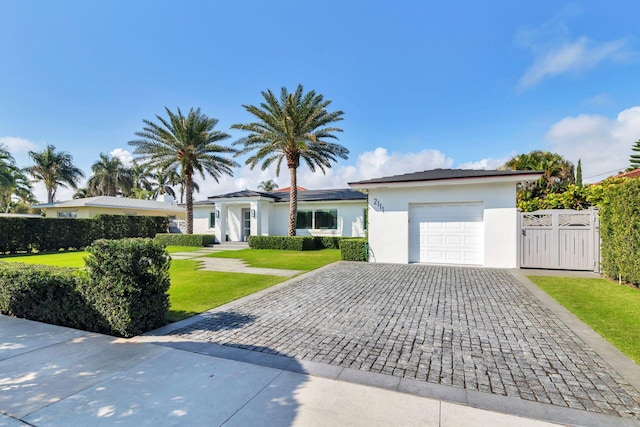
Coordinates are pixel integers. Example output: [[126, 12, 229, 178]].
[[373, 197, 385, 212]]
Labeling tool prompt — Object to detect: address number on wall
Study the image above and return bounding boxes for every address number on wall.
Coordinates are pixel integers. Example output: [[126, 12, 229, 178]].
[[373, 198, 385, 213]]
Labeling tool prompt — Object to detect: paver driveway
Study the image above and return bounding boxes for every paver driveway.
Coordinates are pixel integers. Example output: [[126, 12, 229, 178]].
[[170, 262, 640, 421]]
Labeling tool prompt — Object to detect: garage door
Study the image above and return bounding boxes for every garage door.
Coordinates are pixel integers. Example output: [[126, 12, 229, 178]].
[[409, 203, 484, 265]]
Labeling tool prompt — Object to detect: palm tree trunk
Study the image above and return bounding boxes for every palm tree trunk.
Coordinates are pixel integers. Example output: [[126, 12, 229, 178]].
[[185, 173, 194, 234], [288, 167, 297, 236]]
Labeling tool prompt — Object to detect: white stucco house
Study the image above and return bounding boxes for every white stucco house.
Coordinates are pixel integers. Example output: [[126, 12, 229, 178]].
[[349, 169, 542, 268], [32, 196, 185, 219], [192, 188, 367, 242]]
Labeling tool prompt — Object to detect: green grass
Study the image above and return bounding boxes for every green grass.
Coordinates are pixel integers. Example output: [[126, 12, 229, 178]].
[[166, 259, 284, 322], [529, 276, 640, 363], [206, 248, 341, 271], [0, 251, 88, 268], [0, 247, 340, 323]]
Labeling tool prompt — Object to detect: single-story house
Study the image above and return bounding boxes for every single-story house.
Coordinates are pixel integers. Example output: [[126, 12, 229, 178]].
[[32, 196, 185, 219], [349, 169, 542, 268], [192, 188, 367, 242]]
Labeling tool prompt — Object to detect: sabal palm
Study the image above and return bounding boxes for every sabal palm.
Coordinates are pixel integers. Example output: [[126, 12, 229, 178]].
[[129, 107, 238, 233], [27, 144, 84, 203], [88, 153, 134, 197], [232, 85, 348, 236]]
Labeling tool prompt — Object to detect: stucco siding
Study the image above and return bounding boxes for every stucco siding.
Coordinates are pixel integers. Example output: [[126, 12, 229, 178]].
[[270, 202, 365, 237], [47, 207, 184, 219], [366, 182, 518, 267]]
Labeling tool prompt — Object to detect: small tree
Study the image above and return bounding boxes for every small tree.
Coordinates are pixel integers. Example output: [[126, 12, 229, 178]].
[[628, 139, 640, 171], [576, 159, 583, 188]]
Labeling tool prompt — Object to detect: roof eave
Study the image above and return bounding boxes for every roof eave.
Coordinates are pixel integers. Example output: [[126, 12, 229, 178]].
[[349, 173, 544, 189]]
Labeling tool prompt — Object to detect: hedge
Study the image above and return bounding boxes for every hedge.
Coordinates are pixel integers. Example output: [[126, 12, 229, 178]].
[[340, 238, 368, 261], [600, 179, 640, 285], [0, 215, 168, 254], [154, 233, 216, 247], [0, 238, 171, 337], [248, 235, 317, 251]]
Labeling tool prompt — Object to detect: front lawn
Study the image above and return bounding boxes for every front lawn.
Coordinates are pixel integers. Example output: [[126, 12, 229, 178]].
[[206, 248, 341, 271], [529, 276, 640, 363], [0, 247, 340, 323]]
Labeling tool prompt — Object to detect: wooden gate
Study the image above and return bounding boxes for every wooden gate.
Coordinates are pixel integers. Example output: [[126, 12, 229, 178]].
[[519, 209, 599, 272]]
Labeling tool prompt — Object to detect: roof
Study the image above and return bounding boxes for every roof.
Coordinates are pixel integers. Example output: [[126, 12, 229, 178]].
[[202, 188, 366, 203], [272, 186, 307, 193], [349, 168, 543, 186], [32, 196, 184, 212], [611, 168, 640, 179]]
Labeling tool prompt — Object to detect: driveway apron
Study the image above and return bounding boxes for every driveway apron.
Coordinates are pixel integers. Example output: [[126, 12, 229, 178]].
[[168, 262, 640, 421]]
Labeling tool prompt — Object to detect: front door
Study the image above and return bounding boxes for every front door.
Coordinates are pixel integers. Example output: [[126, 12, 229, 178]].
[[242, 209, 251, 241]]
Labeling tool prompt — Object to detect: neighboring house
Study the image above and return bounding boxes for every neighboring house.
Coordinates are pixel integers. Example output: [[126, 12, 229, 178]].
[[32, 196, 185, 219], [610, 168, 640, 180], [349, 169, 542, 268], [192, 188, 367, 242]]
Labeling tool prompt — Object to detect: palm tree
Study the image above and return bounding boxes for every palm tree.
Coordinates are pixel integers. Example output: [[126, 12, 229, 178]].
[[27, 144, 85, 203], [151, 168, 178, 200], [0, 146, 34, 212], [232, 85, 348, 236], [129, 107, 238, 233], [72, 187, 92, 199], [501, 150, 574, 201], [258, 179, 279, 192], [87, 153, 134, 196], [130, 160, 155, 192]]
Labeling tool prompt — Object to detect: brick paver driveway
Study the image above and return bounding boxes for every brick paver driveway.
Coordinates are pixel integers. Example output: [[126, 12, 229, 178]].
[[171, 262, 640, 420]]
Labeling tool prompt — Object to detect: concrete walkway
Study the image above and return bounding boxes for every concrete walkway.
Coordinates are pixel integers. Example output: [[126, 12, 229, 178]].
[[169, 243, 304, 277], [0, 315, 560, 426]]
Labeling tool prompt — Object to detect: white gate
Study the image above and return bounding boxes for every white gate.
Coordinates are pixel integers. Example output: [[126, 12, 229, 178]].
[[519, 209, 600, 272]]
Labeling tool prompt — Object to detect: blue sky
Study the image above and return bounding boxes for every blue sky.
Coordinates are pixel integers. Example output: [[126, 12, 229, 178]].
[[2, 1, 640, 201]]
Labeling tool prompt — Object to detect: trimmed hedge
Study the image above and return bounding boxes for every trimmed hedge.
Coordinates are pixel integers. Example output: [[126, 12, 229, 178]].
[[248, 235, 320, 251], [341, 238, 368, 261], [0, 238, 171, 337], [600, 179, 640, 285], [154, 233, 216, 247], [0, 215, 168, 254]]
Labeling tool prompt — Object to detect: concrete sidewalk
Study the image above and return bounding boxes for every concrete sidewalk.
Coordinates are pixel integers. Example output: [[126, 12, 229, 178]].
[[0, 315, 562, 426]]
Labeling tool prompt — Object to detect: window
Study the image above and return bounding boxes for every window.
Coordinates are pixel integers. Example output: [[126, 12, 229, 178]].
[[209, 212, 216, 228], [57, 211, 77, 219], [296, 210, 313, 229], [314, 209, 337, 229], [296, 209, 337, 230]]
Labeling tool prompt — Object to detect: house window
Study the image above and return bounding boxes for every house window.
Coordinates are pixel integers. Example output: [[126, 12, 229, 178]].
[[296, 209, 337, 230], [57, 211, 77, 219], [296, 210, 313, 229], [209, 212, 216, 229], [314, 209, 337, 229]]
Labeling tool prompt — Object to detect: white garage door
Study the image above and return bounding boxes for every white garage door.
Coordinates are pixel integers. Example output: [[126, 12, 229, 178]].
[[409, 203, 484, 265]]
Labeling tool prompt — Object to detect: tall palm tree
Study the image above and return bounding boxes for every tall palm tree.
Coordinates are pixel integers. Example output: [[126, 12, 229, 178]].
[[129, 107, 238, 233], [27, 144, 85, 203], [152, 168, 177, 200], [87, 153, 134, 196], [258, 179, 279, 192], [232, 85, 348, 236]]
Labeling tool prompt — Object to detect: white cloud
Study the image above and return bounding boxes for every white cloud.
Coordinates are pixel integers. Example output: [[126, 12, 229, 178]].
[[457, 157, 508, 170], [515, 12, 634, 90], [110, 148, 134, 167], [545, 106, 640, 182], [0, 136, 37, 154]]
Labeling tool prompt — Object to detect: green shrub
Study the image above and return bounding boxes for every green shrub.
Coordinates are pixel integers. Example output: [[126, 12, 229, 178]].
[[83, 238, 171, 337], [0, 215, 168, 254], [315, 236, 342, 249], [0, 262, 99, 330], [154, 233, 215, 247], [600, 179, 640, 285], [248, 235, 317, 251], [341, 238, 368, 261], [0, 238, 172, 337]]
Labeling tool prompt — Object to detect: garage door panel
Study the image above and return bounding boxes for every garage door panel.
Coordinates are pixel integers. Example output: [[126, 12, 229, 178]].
[[410, 202, 484, 265]]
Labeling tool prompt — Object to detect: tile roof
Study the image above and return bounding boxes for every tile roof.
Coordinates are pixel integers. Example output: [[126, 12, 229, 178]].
[[349, 168, 543, 185], [32, 196, 184, 212], [611, 168, 640, 179]]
